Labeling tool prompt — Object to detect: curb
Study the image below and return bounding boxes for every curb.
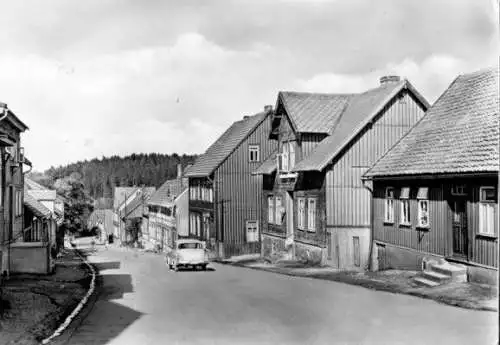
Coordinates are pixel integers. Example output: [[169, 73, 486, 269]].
[[40, 250, 96, 344]]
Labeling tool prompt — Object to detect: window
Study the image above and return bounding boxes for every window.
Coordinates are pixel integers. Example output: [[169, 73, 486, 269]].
[[190, 213, 201, 236], [451, 185, 467, 196], [417, 187, 429, 228], [15, 190, 22, 217], [400, 187, 410, 225], [297, 198, 305, 229], [275, 196, 283, 225], [384, 187, 395, 223], [479, 187, 497, 236], [179, 242, 203, 249], [288, 142, 295, 170], [268, 196, 275, 224], [282, 143, 289, 172], [249, 145, 260, 162], [246, 220, 259, 242], [307, 198, 316, 231]]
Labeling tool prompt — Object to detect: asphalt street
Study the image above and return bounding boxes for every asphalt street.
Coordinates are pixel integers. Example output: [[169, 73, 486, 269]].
[[62, 243, 498, 345]]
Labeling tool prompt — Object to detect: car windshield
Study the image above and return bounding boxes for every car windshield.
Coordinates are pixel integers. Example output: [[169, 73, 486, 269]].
[[178, 243, 202, 249]]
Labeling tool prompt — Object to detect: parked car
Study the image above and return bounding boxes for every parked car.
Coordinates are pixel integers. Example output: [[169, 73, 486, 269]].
[[165, 239, 209, 271]]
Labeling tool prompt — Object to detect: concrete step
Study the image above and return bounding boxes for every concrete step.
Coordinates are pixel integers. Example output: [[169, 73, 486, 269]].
[[431, 262, 467, 279], [422, 270, 451, 283], [413, 276, 441, 287]]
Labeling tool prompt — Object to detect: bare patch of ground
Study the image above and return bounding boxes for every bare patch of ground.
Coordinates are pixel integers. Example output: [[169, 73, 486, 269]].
[[0, 249, 91, 345]]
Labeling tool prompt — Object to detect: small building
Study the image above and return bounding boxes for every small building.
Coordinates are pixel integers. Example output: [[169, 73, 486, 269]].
[[363, 67, 499, 284], [255, 76, 429, 270], [112, 186, 138, 242], [87, 209, 114, 243], [144, 165, 188, 251], [0, 103, 30, 275], [185, 106, 277, 258], [117, 186, 156, 245]]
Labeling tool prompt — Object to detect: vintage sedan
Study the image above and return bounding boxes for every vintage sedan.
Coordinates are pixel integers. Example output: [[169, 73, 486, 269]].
[[165, 239, 209, 271]]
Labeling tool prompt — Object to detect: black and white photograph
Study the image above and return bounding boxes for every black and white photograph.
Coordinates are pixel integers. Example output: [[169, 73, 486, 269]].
[[0, 1, 498, 344]]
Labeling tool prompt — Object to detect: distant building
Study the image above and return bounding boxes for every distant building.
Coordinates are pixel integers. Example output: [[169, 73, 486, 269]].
[[88, 209, 114, 243], [144, 164, 189, 251], [364, 67, 498, 284]]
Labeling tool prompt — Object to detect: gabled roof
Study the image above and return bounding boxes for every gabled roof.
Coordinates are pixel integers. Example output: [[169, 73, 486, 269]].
[[279, 92, 353, 134], [122, 187, 156, 218], [252, 150, 278, 175], [293, 79, 429, 171], [28, 189, 56, 201], [25, 178, 47, 190], [114, 187, 138, 209], [365, 67, 499, 177], [186, 111, 270, 177], [148, 177, 188, 207], [24, 192, 51, 219]]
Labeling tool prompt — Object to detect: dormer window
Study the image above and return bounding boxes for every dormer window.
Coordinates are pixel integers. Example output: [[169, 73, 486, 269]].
[[277, 141, 296, 175], [249, 145, 260, 162]]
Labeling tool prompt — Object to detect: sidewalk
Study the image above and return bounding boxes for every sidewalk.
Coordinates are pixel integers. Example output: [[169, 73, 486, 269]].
[[223, 256, 498, 312], [0, 249, 92, 345]]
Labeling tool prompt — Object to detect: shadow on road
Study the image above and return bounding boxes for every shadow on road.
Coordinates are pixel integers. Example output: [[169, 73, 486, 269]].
[[93, 261, 121, 271], [174, 267, 216, 273]]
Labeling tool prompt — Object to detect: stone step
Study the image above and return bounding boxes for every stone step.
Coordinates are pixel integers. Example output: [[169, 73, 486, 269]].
[[413, 276, 441, 287], [422, 270, 451, 283], [431, 262, 467, 278]]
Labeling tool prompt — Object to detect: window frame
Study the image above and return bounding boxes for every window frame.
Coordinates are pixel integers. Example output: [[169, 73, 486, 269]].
[[399, 187, 411, 226], [478, 187, 497, 237], [288, 141, 295, 170], [248, 144, 260, 163], [307, 198, 316, 232], [245, 220, 259, 243], [451, 184, 467, 196], [275, 196, 283, 225], [417, 187, 429, 228], [267, 196, 275, 224], [297, 197, 306, 229], [384, 187, 395, 224]]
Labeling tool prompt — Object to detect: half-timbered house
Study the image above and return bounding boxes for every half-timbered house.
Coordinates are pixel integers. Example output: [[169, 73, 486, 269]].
[[185, 106, 276, 258], [364, 67, 499, 284], [255, 76, 429, 270]]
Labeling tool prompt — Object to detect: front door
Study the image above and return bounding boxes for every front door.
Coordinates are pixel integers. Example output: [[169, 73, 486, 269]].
[[452, 200, 468, 258]]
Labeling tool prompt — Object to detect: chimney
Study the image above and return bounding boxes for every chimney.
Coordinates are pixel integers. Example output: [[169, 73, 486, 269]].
[[177, 163, 183, 178], [264, 105, 273, 113], [380, 75, 401, 85]]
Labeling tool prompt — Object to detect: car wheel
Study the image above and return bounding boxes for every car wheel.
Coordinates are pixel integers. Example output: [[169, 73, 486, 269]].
[[202, 264, 207, 271], [174, 263, 179, 272]]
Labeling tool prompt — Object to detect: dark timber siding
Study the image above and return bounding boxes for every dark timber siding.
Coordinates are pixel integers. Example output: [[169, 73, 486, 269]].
[[373, 176, 498, 268], [215, 115, 277, 257], [326, 91, 426, 226]]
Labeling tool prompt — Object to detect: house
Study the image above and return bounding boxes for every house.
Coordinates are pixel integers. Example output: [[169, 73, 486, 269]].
[[185, 106, 277, 258], [87, 209, 114, 243], [254, 76, 429, 270], [363, 67, 499, 284], [112, 186, 138, 242], [116, 186, 156, 245], [0, 102, 30, 275], [144, 164, 189, 251], [13, 178, 60, 274]]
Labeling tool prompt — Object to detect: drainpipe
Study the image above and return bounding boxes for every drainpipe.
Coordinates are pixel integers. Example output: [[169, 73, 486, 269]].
[[361, 176, 375, 271]]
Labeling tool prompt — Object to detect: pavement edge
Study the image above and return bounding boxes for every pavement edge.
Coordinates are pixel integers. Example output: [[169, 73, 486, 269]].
[[40, 249, 98, 344]]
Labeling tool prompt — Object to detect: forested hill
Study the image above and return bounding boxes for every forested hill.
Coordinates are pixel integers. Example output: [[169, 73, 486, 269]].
[[39, 153, 198, 200]]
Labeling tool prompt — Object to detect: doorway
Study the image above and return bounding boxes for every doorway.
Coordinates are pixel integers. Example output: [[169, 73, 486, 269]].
[[452, 199, 468, 259]]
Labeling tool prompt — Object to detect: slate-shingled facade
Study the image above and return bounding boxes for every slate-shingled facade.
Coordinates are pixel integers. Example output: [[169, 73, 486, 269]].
[[255, 76, 430, 270], [185, 106, 276, 258], [364, 67, 499, 284]]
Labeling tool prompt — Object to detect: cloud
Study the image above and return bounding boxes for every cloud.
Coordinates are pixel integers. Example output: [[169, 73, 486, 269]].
[[295, 54, 493, 103]]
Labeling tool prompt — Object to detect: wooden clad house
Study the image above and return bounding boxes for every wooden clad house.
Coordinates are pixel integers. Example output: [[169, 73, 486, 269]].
[[364, 67, 499, 284], [113, 186, 138, 242], [255, 76, 429, 270], [185, 106, 277, 258], [144, 165, 188, 251], [0, 103, 29, 275]]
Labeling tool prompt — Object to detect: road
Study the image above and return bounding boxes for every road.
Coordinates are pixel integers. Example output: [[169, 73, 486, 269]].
[[62, 244, 498, 345]]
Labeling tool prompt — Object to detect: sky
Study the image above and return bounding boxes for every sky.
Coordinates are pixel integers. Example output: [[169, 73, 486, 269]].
[[0, 0, 498, 171]]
